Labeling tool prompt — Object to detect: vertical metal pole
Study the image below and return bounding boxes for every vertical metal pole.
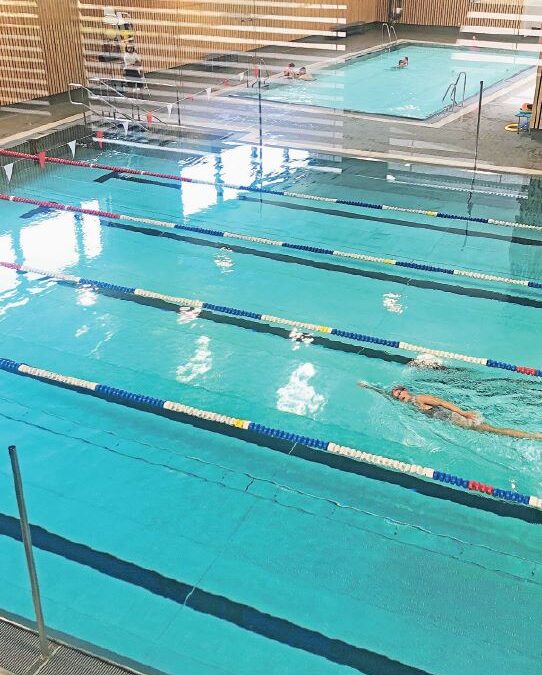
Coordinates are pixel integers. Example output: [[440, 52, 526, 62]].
[[473, 80, 484, 173], [257, 67, 263, 169], [8, 446, 49, 659], [176, 89, 181, 127]]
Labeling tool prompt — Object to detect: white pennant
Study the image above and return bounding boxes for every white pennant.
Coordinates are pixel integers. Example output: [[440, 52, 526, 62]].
[[3, 163, 14, 183], [206, 87, 212, 99], [68, 140, 77, 157], [238, 71, 245, 81], [121, 120, 129, 136], [166, 103, 173, 117]]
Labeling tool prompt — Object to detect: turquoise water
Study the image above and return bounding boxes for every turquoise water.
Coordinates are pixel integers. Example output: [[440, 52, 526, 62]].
[[0, 144, 542, 673], [236, 44, 535, 118]]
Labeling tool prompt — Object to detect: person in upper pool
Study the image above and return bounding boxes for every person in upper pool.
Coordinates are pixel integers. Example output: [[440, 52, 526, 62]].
[[358, 382, 542, 440], [398, 56, 409, 68]]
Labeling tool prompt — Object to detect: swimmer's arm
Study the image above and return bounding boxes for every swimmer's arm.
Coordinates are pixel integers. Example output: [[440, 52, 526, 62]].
[[357, 382, 393, 400], [415, 395, 474, 418]]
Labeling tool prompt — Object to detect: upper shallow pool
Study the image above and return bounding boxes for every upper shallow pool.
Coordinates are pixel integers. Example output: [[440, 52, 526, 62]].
[[234, 42, 536, 119]]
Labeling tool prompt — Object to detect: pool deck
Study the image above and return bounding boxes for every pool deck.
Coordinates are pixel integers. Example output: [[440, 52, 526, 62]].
[[0, 25, 541, 175], [0, 613, 164, 675]]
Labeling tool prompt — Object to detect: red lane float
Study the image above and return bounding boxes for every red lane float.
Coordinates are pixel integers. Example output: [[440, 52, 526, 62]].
[[468, 480, 494, 495], [0, 148, 196, 186], [0, 193, 120, 219]]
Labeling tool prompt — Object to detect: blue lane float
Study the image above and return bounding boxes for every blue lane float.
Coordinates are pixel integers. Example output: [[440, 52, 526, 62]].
[[2, 261, 541, 378], [1, 193, 539, 294], [2, 149, 542, 236], [0, 355, 540, 520]]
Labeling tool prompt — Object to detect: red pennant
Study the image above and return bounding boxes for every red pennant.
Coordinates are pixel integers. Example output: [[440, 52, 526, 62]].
[[146, 112, 153, 126], [37, 151, 46, 169], [253, 67, 260, 78], [223, 79, 229, 86], [96, 129, 104, 149]]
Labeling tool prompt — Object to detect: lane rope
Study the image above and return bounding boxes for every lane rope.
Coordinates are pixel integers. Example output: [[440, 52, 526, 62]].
[[0, 355, 540, 513], [3, 260, 542, 378], [1, 149, 541, 233], [1, 193, 540, 292]]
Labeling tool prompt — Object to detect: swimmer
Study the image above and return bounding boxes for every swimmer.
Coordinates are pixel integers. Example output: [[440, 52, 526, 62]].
[[283, 62, 296, 78], [398, 56, 409, 68], [358, 382, 542, 440], [296, 66, 315, 81]]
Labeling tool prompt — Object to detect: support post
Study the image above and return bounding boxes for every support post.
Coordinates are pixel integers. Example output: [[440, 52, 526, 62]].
[[473, 80, 484, 173], [257, 66, 263, 171], [8, 445, 49, 659]]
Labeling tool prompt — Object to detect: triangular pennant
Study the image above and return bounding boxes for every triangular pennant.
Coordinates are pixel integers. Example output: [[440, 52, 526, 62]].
[[238, 71, 245, 81], [206, 87, 212, 99], [167, 103, 173, 116], [122, 120, 129, 136], [68, 140, 77, 157], [3, 163, 13, 183]]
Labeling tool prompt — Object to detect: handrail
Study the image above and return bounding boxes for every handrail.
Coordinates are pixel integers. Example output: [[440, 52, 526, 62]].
[[442, 71, 467, 111], [381, 22, 397, 51], [249, 57, 270, 87], [88, 77, 169, 125], [68, 83, 148, 131]]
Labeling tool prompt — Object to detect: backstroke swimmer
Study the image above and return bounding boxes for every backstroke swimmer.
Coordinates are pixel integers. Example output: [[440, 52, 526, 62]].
[[358, 382, 542, 440]]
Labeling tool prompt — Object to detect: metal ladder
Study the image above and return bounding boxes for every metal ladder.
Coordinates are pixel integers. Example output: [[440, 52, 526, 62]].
[[87, 77, 174, 125], [68, 82, 149, 132], [442, 71, 467, 111], [249, 57, 270, 87], [381, 22, 398, 50]]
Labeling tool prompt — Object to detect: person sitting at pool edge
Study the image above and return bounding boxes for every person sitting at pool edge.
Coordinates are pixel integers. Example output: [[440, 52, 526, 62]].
[[296, 66, 315, 81], [283, 62, 296, 78], [358, 382, 542, 440], [398, 56, 409, 68]]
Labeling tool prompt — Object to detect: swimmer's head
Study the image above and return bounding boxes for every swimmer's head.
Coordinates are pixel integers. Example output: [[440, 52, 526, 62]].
[[391, 385, 412, 402]]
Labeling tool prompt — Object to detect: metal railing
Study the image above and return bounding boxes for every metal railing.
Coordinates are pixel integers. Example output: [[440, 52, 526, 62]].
[[249, 57, 270, 87], [68, 82, 148, 132], [88, 77, 172, 126], [442, 71, 467, 111], [381, 22, 398, 50]]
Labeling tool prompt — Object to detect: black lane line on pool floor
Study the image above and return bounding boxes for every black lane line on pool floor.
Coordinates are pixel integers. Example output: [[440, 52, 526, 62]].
[[93, 171, 542, 248], [7, 367, 542, 524], [99, 220, 542, 311], [18, 206, 542, 310], [48, 279, 411, 365], [239, 196, 542, 248], [0, 513, 428, 675]]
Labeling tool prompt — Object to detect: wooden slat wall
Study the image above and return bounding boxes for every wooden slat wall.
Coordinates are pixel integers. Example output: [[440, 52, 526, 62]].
[[37, 0, 85, 95], [400, 0, 524, 28], [346, 0, 385, 25], [0, 0, 85, 105], [79, 0, 347, 81], [0, 1, 48, 105]]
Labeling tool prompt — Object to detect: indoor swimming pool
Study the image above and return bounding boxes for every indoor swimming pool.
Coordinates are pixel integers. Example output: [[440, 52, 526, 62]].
[[0, 141, 541, 674], [235, 43, 536, 119]]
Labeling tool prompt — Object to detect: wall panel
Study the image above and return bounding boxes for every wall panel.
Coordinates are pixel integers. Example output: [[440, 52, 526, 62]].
[[400, 0, 524, 28], [0, 0, 84, 105], [346, 0, 384, 24]]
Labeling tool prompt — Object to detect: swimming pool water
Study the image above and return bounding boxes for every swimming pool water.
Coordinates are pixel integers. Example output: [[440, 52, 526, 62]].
[[0, 143, 541, 674], [235, 43, 536, 118]]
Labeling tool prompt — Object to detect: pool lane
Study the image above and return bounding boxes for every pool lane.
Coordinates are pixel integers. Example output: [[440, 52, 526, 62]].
[[1, 269, 542, 494], [0, 372, 541, 675]]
